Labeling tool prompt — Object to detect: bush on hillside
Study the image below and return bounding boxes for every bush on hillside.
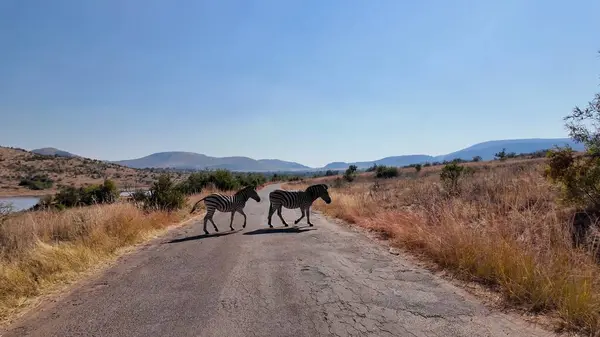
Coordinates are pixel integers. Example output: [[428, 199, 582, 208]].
[[51, 179, 119, 208], [375, 165, 398, 179], [18, 174, 54, 190]]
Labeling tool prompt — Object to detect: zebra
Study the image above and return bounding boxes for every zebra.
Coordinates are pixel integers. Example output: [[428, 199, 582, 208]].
[[190, 185, 261, 234], [267, 183, 331, 228]]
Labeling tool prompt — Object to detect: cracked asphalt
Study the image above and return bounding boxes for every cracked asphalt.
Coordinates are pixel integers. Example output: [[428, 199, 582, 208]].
[[2, 184, 557, 337]]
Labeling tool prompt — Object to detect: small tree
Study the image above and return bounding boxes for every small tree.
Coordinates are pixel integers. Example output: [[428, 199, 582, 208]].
[[545, 67, 600, 211], [414, 164, 422, 173], [344, 165, 358, 182], [472, 156, 482, 162], [494, 148, 507, 161]]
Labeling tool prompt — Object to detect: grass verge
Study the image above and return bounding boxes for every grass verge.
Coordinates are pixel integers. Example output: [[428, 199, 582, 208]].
[[0, 193, 210, 324], [284, 161, 600, 335]]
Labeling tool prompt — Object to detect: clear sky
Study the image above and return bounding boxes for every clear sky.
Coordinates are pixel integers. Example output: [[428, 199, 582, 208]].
[[1, 0, 599, 167]]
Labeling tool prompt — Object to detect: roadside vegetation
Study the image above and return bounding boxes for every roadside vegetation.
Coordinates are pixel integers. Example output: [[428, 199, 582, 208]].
[[0, 166, 273, 324], [282, 66, 600, 335]]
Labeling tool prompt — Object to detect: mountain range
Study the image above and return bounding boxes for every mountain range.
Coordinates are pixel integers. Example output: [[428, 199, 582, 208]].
[[31, 147, 78, 158], [31, 138, 585, 172]]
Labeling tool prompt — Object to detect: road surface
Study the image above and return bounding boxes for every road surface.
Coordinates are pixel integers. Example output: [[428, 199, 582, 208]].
[[2, 184, 556, 337]]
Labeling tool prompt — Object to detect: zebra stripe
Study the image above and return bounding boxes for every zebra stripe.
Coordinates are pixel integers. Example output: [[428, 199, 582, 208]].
[[267, 183, 331, 227], [190, 185, 261, 234]]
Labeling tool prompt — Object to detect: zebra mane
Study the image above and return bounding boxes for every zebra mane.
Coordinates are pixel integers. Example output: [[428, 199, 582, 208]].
[[235, 185, 255, 196], [305, 184, 328, 198]]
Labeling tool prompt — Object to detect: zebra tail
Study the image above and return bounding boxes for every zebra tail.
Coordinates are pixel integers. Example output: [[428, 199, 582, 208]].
[[190, 196, 208, 214]]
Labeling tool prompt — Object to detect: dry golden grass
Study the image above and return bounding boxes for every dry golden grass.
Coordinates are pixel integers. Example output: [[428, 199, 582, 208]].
[[285, 160, 600, 335], [0, 147, 177, 196], [0, 192, 212, 324]]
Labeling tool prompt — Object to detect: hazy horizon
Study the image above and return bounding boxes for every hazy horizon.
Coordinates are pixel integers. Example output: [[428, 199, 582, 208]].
[[1, 1, 599, 167]]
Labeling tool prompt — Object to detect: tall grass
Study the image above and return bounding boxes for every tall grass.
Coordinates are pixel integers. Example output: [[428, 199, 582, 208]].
[[0, 193, 208, 323], [287, 161, 600, 335]]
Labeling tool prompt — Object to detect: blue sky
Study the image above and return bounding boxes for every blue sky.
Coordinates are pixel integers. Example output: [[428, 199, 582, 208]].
[[1, 0, 599, 167]]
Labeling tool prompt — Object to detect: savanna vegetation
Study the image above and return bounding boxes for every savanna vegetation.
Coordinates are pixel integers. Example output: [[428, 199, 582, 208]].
[[282, 70, 600, 335]]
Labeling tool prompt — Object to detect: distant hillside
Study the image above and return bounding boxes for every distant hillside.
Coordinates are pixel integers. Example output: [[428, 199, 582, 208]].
[[321, 138, 585, 170], [436, 138, 584, 162], [31, 147, 78, 158], [113, 152, 311, 172], [0, 147, 160, 196]]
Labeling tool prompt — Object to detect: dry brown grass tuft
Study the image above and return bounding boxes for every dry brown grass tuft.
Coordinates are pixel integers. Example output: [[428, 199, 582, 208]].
[[0, 192, 211, 324], [287, 160, 600, 335]]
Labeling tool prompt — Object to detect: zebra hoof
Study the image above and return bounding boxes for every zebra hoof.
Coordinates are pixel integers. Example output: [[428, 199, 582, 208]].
[[204, 230, 209, 235], [308, 223, 314, 227]]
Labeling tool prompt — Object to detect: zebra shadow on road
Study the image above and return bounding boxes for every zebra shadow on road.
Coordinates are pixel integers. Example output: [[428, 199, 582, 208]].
[[165, 229, 242, 244], [243, 226, 317, 236]]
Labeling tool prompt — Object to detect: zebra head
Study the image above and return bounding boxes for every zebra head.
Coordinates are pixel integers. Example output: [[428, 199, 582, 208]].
[[237, 185, 261, 202], [306, 184, 331, 204]]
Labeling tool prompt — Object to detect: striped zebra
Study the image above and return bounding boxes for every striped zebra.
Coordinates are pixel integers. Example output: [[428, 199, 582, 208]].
[[267, 183, 331, 227], [190, 185, 261, 234]]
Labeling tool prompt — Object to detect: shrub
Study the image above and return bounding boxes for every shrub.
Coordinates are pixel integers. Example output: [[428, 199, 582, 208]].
[[472, 155, 482, 162], [235, 172, 266, 188], [18, 175, 54, 190], [375, 165, 398, 179], [143, 174, 186, 211], [545, 68, 600, 212], [440, 162, 466, 195], [495, 148, 507, 161], [48, 179, 119, 208], [325, 170, 338, 176], [209, 169, 239, 191], [414, 164, 422, 173], [80, 179, 119, 205], [366, 164, 378, 172], [344, 165, 357, 182]]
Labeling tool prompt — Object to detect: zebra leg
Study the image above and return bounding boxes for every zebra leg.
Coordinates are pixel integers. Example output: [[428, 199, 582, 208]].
[[203, 213, 212, 235], [229, 211, 236, 231], [209, 218, 219, 232], [268, 202, 276, 228], [307, 206, 314, 226], [277, 206, 289, 227], [294, 208, 305, 225], [238, 209, 247, 228]]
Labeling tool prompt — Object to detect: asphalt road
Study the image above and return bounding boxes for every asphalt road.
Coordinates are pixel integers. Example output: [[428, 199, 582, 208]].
[[2, 184, 556, 337]]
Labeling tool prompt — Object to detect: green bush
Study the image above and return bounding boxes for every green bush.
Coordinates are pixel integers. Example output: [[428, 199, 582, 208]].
[[344, 165, 357, 182], [544, 68, 600, 212], [52, 179, 119, 208], [440, 163, 466, 195], [209, 169, 239, 190], [19, 174, 54, 190], [375, 165, 398, 178], [143, 174, 186, 211], [414, 164, 422, 173]]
